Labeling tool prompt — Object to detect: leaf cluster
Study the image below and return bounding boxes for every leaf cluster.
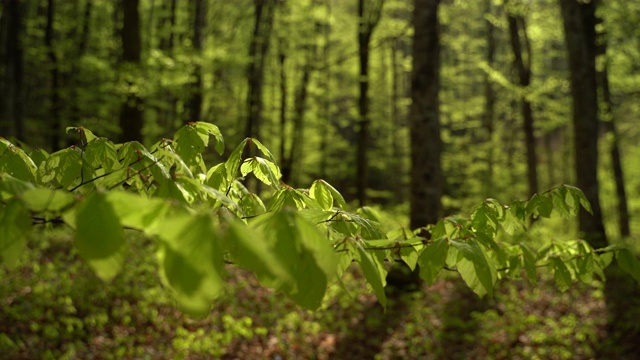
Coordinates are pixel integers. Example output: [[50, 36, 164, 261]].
[[1, 123, 639, 316]]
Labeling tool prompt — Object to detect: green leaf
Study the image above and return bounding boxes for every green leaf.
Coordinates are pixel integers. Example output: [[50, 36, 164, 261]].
[[240, 157, 282, 188], [239, 193, 267, 217], [526, 193, 552, 218], [400, 245, 419, 271], [105, 191, 169, 231], [357, 206, 382, 222], [0, 173, 35, 199], [520, 244, 538, 285], [317, 180, 347, 209], [617, 248, 640, 283], [224, 220, 292, 287], [564, 185, 592, 214], [75, 192, 125, 281], [21, 188, 75, 213], [205, 163, 228, 191], [29, 149, 49, 168], [551, 257, 572, 291], [0, 200, 31, 268], [309, 180, 334, 210], [38, 148, 83, 188], [155, 212, 225, 317], [225, 138, 248, 183], [66, 126, 97, 144], [355, 240, 387, 308], [254, 210, 338, 310], [84, 138, 120, 172], [173, 124, 209, 174], [193, 121, 225, 155], [451, 240, 496, 297], [249, 138, 278, 163], [418, 237, 448, 285], [471, 202, 499, 237], [0, 143, 37, 182]]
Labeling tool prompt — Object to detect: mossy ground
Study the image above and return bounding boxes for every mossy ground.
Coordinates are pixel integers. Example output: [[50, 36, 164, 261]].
[[0, 230, 614, 359]]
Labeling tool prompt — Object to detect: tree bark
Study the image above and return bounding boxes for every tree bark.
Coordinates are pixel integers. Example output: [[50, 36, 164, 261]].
[[0, 0, 24, 141], [409, 0, 442, 229], [185, 0, 205, 124], [482, 0, 496, 195], [245, 0, 277, 140], [595, 23, 630, 238], [285, 62, 313, 185], [356, 0, 384, 206], [507, 13, 538, 197], [46, 0, 61, 150], [119, 0, 144, 143], [68, 0, 92, 142], [558, 0, 606, 248], [278, 37, 289, 180]]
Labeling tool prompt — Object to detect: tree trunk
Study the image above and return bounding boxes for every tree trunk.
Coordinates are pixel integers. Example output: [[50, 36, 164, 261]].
[[507, 13, 538, 197], [595, 26, 630, 238], [390, 39, 405, 203], [356, 0, 384, 206], [0, 0, 24, 141], [319, 1, 331, 179], [278, 37, 290, 180], [245, 0, 277, 140], [284, 62, 312, 185], [559, 0, 606, 249], [68, 0, 92, 142], [482, 0, 496, 196], [46, 0, 61, 150], [409, 0, 442, 230], [119, 0, 144, 143], [185, 0, 205, 124]]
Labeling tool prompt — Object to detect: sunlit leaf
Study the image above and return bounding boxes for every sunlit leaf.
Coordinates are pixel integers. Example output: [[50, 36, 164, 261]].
[[309, 180, 334, 210], [75, 192, 125, 281], [85, 138, 120, 172], [155, 212, 225, 317], [21, 188, 75, 213], [451, 240, 496, 297]]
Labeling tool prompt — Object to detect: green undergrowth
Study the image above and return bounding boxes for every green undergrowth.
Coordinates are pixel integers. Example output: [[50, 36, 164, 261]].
[[0, 229, 611, 360]]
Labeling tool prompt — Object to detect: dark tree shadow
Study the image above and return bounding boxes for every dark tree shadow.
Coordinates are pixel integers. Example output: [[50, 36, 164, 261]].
[[598, 265, 640, 360], [329, 290, 412, 359], [436, 277, 491, 360]]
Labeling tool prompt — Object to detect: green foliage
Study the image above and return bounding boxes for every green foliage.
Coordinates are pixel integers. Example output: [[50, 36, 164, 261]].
[[0, 122, 637, 315]]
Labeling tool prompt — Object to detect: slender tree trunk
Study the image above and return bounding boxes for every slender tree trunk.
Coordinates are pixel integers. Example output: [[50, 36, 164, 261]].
[[245, 0, 277, 140], [482, 0, 496, 196], [356, 0, 384, 206], [319, 0, 331, 178], [185, 0, 205, 124], [1, 0, 24, 140], [284, 62, 312, 185], [559, 0, 606, 249], [119, 0, 144, 143], [68, 0, 92, 140], [278, 37, 290, 179], [409, 0, 442, 230], [45, 0, 61, 150], [595, 26, 630, 238], [44, 0, 62, 151], [508, 13, 538, 197], [390, 39, 405, 203]]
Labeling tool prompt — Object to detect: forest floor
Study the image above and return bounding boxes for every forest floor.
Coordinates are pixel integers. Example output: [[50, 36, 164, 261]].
[[0, 230, 612, 360]]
